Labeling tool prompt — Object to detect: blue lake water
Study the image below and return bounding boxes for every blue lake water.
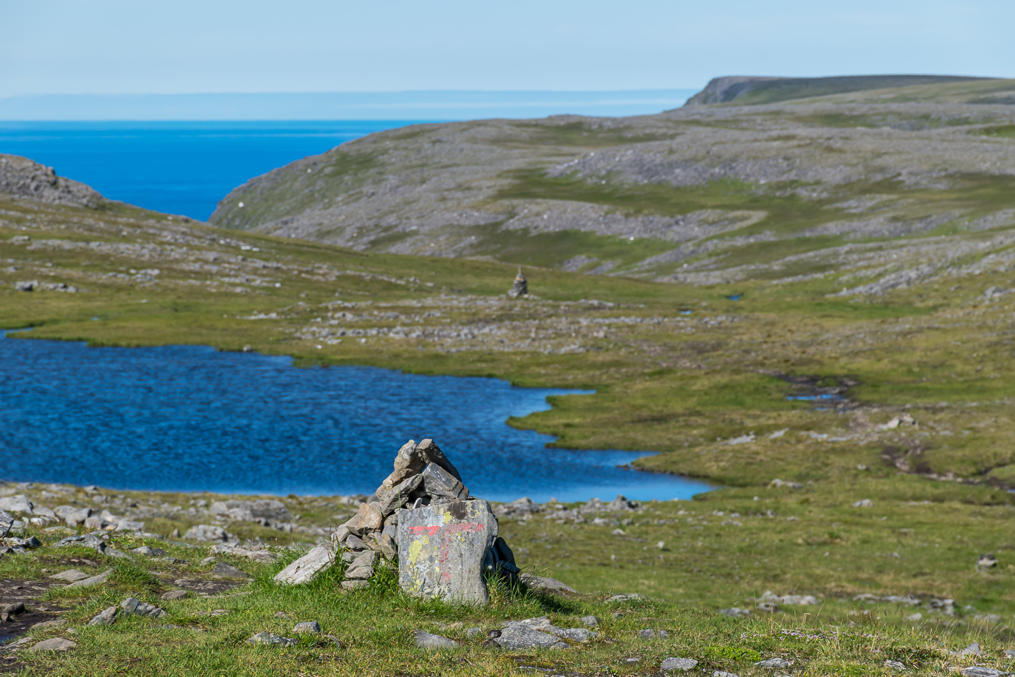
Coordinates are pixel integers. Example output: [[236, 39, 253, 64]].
[[0, 332, 710, 502], [0, 121, 426, 221]]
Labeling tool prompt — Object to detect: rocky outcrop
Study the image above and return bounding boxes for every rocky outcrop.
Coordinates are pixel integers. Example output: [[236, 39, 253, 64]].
[[0, 154, 105, 208]]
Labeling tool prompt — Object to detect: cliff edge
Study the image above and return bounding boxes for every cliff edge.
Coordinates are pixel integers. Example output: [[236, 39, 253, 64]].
[[0, 154, 105, 208]]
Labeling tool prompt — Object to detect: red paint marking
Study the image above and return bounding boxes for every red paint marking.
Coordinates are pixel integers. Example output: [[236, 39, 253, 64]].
[[408, 525, 440, 536]]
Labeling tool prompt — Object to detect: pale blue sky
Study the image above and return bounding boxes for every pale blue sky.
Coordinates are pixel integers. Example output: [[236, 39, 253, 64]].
[[2, 0, 1011, 97]]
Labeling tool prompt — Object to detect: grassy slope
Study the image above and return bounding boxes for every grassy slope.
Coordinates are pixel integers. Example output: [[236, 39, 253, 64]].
[[2, 193, 1015, 674]]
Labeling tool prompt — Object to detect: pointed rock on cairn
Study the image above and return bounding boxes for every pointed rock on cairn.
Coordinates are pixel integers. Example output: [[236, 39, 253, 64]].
[[274, 439, 519, 603], [508, 268, 527, 298]]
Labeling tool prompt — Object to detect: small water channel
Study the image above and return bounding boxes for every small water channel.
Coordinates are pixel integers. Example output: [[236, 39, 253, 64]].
[[0, 332, 710, 502]]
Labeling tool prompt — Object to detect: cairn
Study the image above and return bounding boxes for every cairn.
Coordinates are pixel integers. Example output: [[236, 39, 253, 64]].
[[508, 268, 527, 298], [275, 439, 518, 604]]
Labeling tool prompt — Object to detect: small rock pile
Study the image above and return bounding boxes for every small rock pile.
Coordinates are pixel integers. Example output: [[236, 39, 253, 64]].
[[508, 269, 527, 298], [274, 438, 518, 590]]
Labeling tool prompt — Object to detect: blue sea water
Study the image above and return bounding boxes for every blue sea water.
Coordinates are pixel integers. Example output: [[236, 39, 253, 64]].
[[0, 332, 709, 502], [0, 121, 425, 221]]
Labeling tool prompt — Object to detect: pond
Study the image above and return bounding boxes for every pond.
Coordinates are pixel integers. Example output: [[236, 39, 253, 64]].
[[0, 332, 710, 502]]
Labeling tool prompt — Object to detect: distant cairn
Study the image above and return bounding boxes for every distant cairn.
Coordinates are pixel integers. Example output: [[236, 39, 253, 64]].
[[508, 268, 528, 298]]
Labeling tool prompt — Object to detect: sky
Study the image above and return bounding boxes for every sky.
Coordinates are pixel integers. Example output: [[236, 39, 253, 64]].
[[2, 0, 1011, 98]]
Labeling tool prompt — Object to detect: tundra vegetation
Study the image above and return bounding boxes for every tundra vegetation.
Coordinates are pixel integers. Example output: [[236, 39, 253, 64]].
[[1, 76, 1015, 675]]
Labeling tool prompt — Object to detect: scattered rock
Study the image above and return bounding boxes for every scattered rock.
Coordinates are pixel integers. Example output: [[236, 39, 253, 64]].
[[956, 643, 982, 658], [50, 568, 90, 584], [960, 668, 1005, 677], [884, 659, 907, 671], [247, 631, 296, 646], [1, 602, 25, 623], [759, 590, 817, 606], [212, 561, 248, 578], [28, 637, 76, 652], [0, 495, 34, 514], [88, 606, 118, 626], [719, 607, 751, 617], [580, 615, 599, 627], [414, 630, 460, 649], [661, 657, 698, 672], [131, 545, 166, 558], [605, 593, 644, 603], [491, 618, 569, 650], [183, 524, 233, 542], [520, 573, 577, 595], [273, 544, 335, 585], [852, 499, 873, 508], [161, 589, 189, 601], [293, 621, 321, 634], [65, 568, 112, 589], [120, 597, 167, 618], [755, 657, 793, 670], [977, 554, 998, 569]]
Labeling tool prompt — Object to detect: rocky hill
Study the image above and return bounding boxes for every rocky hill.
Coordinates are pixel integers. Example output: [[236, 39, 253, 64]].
[[682, 74, 985, 106], [0, 154, 105, 208], [209, 77, 1015, 292]]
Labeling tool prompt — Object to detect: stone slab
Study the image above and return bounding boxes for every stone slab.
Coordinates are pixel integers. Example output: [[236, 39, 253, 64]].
[[397, 499, 498, 605]]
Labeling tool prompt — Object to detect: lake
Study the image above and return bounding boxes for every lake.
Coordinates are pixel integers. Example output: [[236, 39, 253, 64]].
[[0, 121, 425, 221], [0, 332, 710, 502]]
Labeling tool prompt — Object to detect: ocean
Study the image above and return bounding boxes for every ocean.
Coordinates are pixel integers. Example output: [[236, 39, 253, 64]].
[[0, 120, 426, 221]]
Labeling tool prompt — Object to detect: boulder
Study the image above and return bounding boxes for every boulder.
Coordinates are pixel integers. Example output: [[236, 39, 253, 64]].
[[0, 495, 34, 514], [397, 499, 499, 604]]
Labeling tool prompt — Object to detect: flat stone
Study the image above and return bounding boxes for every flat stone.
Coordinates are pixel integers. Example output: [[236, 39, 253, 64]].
[[88, 606, 118, 626], [28, 637, 76, 652], [0, 495, 34, 514], [580, 615, 599, 627], [50, 568, 90, 582], [413, 630, 460, 649], [712, 672, 740, 677], [884, 660, 907, 671], [273, 545, 334, 585], [373, 474, 424, 516], [341, 579, 368, 590], [661, 657, 698, 672], [345, 549, 378, 579], [183, 524, 232, 542], [755, 657, 793, 669], [397, 499, 499, 605], [605, 593, 644, 603], [293, 621, 321, 634], [212, 561, 248, 578], [247, 631, 296, 646], [759, 590, 817, 606], [961, 669, 1004, 677], [520, 573, 576, 594], [421, 463, 469, 500], [31, 619, 67, 631], [492, 619, 569, 650], [66, 568, 112, 589], [345, 501, 384, 534], [161, 589, 189, 601], [720, 607, 752, 617], [131, 546, 166, 558]]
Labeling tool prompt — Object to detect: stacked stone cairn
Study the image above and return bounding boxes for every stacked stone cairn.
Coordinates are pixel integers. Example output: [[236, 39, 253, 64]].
[[274, 439, 519, 604], [508, 268, 527, 298]]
